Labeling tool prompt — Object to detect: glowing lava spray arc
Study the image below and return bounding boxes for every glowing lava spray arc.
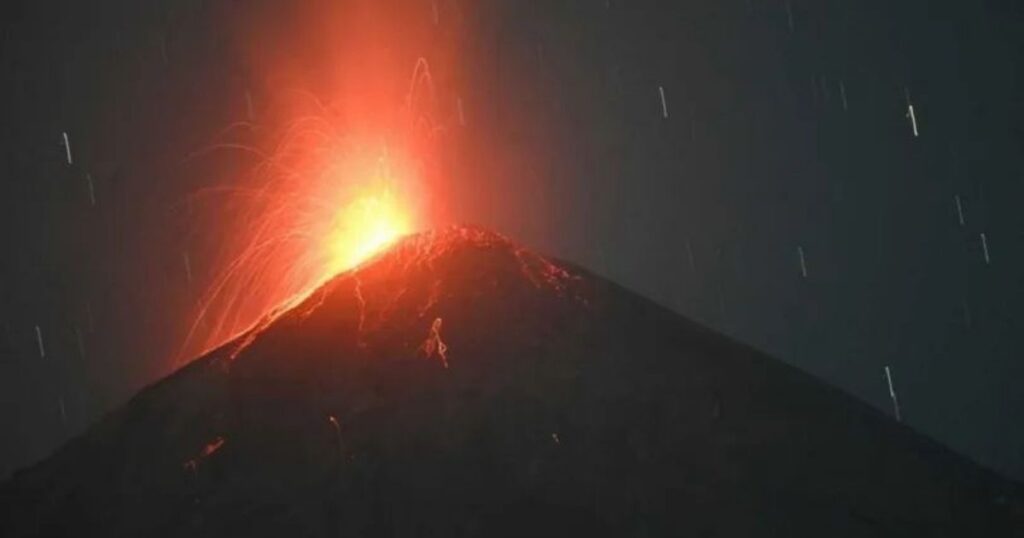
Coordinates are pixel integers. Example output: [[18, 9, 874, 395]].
[[180, 100, 426, 363], [177, 0, 464, 364]]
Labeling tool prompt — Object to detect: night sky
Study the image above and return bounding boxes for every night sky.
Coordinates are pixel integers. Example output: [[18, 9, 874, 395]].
[[1, 0, 1023, 483]]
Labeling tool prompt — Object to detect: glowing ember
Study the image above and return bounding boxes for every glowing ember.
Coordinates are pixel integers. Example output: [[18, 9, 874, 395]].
[[183, 436, 226, 472], [419, 317, 449, 369]]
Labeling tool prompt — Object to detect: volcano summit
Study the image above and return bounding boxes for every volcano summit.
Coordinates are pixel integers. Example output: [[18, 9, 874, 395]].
[[1, 227, 1021, 536]]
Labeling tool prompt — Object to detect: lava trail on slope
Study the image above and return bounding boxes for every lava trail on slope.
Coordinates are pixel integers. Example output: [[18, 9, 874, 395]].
[[1, 226, 1022, 537]]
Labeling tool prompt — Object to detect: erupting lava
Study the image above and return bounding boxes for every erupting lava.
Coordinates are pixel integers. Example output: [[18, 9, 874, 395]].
[[176, 0, 465, 363], [324, 182, 413, 275], [181, 132, 427, 365]]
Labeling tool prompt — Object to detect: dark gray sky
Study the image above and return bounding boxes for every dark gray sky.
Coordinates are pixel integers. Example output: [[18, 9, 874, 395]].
[[1, 0, 1022, 482]]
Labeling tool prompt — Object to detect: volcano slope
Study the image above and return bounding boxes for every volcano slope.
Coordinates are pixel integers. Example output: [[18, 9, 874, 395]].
[[2, 227, 1022, 537]]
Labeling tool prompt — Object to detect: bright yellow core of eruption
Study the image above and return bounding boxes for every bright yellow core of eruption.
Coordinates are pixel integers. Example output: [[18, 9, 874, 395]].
[[325, 186, 412, 275]]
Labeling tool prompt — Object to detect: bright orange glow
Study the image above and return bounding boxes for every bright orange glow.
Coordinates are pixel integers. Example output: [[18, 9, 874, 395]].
[[180, 129, 426, 363], [174, 1, 466, 363], [325, 182, 412, 274]]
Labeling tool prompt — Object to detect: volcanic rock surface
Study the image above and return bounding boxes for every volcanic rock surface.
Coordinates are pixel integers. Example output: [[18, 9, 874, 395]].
[[1, 226, 1021, 537]]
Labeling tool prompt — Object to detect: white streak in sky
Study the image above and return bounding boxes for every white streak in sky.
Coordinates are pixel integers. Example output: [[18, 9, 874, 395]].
[[908, 104, 919, 137], [58, 397, 67, 425], [431, 1, 439, 25], [658, 85, 669, 119], [839, 81, 848, 111], [954, 195, 965, 227], [86, 173, 96, 206], [457, 97, 466, 126], [884, 366, 902, 422], [35, 325, 45, 358], [797, 246, 808, 278], [904, 88, 919, 137], [980, 232, 990, 264], [785, 0, 795, 32], [62, 131, 72, 165]]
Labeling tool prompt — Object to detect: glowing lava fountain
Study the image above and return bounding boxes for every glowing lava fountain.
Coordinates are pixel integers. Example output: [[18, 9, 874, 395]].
[[180, 100, 432, 365], [175, 1, 467, 364]]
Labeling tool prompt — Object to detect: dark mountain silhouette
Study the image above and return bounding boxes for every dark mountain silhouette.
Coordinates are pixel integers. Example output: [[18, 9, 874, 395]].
[[2, 226, 1021, 537]]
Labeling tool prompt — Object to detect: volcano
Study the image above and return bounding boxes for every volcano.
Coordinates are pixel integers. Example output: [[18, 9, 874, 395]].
[[2, 227, 1021, 536]]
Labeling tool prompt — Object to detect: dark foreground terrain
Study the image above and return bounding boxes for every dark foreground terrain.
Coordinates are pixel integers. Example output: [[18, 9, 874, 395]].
[[2, 227, 1021, 536]]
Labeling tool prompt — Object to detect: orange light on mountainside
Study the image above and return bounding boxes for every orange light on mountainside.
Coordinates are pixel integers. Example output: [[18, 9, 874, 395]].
[[176, 0, 463, 364], [181, 127, 427, 364]]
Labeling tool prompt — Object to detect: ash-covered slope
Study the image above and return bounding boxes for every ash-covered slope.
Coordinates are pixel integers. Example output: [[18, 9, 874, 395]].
[[2, 226, 1021, 537]]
